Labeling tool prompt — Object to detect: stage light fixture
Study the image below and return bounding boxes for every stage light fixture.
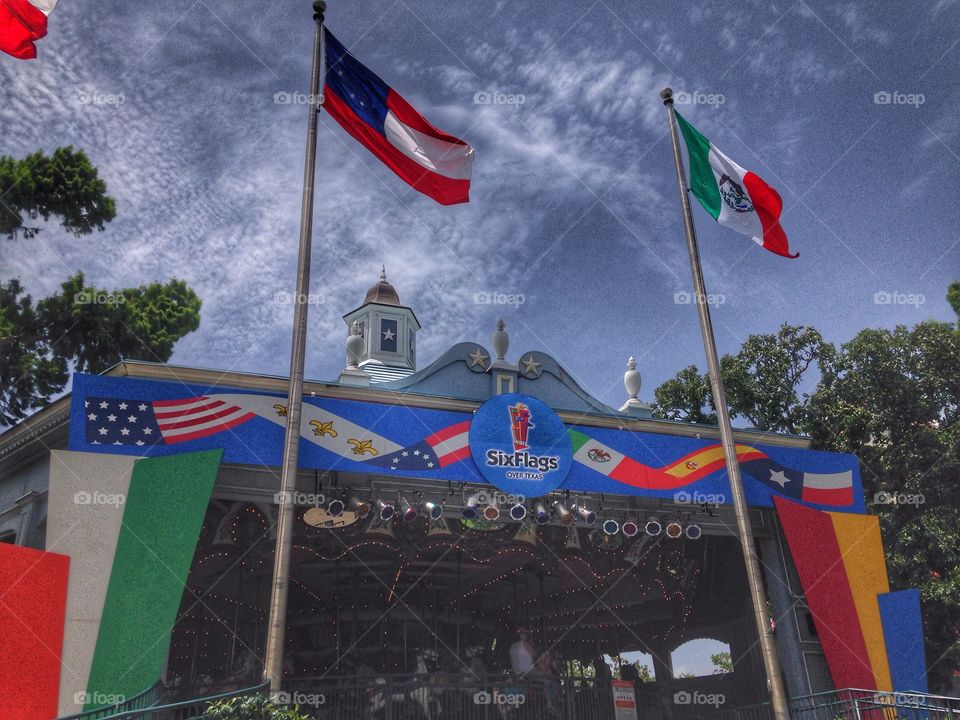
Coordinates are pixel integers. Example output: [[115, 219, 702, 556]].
[[462, 493, 480, 520], [570, 503, 597, 526], [602, 519, 620, 535], [685, 524, 702, 540], [326, 498, 345, 517], [665, 521, 683, 539], [424, 501, 444, 521], [483, 499, 501, 521], [645, 519, 663, 537], [349, 497, 371, 518], [398, 498, 418, 522], [554, 501, 574, 526], [376, 500, 395, 521], [533, 502, 551, 525], [622, 520, 639, 537], [509, 503, 527, 521]]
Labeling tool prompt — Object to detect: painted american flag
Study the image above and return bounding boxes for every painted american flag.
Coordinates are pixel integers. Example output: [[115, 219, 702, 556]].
[[84, 396, 256, 446]]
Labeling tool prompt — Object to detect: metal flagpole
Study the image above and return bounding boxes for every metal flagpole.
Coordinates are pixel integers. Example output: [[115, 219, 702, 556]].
[[262, 0, 327, 696], [660, 87, 791, 720]]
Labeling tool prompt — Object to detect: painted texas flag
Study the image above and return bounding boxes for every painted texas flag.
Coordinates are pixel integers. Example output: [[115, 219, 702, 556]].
[[676, 110, 798, 259], [0, 0, 57, 59], [322, 28, 474, 205]]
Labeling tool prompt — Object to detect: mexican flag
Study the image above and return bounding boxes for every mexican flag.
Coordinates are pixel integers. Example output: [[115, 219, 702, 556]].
[[675, 111, 798, 258]]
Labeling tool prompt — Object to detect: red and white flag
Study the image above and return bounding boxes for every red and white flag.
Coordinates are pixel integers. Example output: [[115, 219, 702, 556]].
[[1, 0, 58, 60]]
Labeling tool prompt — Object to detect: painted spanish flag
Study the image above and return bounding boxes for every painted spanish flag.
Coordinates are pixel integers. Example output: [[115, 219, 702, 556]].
[[675, 111, 798, 259]]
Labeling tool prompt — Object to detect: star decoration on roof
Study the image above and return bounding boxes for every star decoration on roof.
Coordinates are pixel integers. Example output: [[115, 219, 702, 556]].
[[382, 328, 395, 342], [520, 354, 542, 377], [468, 347, 489, 369]]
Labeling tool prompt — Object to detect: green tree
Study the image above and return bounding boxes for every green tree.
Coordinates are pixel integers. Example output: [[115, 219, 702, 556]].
[[652, 365, 716, 424], [202, 694, 311, 720], [0, 147, 116, 239], [652, 324, 834, 435], [948, 281, 959, 329], [652, 311, 960, 692], [1, 273, 201, 426], [810, 321, 960, 691], [711, 651, 733, 674]]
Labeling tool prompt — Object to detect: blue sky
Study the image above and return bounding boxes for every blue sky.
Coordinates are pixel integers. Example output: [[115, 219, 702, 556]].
[[1, 0, 958, 413]]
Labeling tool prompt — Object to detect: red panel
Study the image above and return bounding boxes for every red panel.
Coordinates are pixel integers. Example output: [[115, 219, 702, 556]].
[[0, 543, 70, 720], [773, 497, 876, 689]]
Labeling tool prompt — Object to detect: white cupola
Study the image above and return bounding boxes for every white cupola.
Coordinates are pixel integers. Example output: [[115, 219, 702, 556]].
[[341, 266, 421, 384]]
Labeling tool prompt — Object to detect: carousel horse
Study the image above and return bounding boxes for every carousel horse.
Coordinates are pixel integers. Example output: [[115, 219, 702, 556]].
[[368, 647, 441, 720], [408, 648, 441, 719]]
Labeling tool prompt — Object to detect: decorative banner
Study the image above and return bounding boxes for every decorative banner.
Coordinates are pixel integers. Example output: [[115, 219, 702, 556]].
[[878, 590, 928, 693], [48, 448, 222, 714], [0, 543, 69, 720], [69, 373, 864, 512], [469, 393, 573, 496], [774, 497, 899, 692]]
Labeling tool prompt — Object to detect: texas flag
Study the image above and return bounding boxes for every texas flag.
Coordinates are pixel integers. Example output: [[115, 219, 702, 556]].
[[0, 0, 58, 59], [322, 28, 474, 205]]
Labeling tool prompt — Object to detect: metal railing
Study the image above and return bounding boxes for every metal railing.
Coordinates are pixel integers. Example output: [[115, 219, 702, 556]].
[[83, 681, 270, 720], [59, 682, 166, 720], [282, 673, 621, 719], [790, 688, 960, 720]]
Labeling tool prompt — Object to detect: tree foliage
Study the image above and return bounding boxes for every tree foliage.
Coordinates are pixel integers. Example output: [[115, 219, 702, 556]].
[[1, 273, 201, 426], [711, 651, 734, 674], [0, 147, 116, 239], [651, 294, 960, 692], [202, 695, 311, 720]]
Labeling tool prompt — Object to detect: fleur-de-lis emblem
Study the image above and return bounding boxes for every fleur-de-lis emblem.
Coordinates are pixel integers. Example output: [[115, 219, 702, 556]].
[[347, 438, 378, 456], [273, 403, 288, 417], [310, 420, 337, 438]]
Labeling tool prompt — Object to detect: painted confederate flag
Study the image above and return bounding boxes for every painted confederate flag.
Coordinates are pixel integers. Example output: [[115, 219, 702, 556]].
[[0, 0, 58, 59], [322, 28, 474, 205]]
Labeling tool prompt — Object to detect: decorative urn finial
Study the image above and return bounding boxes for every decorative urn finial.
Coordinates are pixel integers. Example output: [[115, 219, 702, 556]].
[[380, 264, 387, 282], [492, 318, 509, 362], [624, 356, 641, 401], [346, 321, 364, 368]]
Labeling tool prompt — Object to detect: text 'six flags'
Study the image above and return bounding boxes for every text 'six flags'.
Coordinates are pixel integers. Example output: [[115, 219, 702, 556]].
[[322, 28, 474, 205], [0, 0, 57, 59]]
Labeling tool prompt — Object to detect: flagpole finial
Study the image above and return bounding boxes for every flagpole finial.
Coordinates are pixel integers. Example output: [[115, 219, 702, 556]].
[[313, 0, 326, 22], [660, 87, 674, 106]]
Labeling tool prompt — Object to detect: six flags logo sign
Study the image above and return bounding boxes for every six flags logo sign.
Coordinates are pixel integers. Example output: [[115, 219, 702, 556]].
[[483, 400, 562, 479]]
